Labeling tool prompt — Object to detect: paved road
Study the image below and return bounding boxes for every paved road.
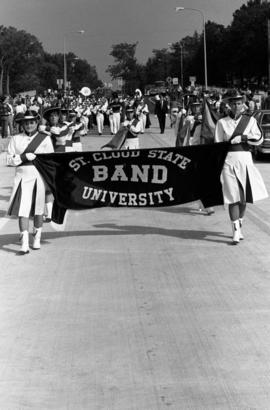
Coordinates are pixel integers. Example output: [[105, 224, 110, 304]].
[[0, 117, 270, 409]]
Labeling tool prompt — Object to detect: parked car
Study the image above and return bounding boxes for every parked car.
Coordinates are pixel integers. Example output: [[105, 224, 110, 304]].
[[252, 110, 270, 158]]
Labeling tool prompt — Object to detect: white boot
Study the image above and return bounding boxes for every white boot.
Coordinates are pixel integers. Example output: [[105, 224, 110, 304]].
[[20, 231, 29, 254], [231, 220, 240, 245], [32, 227, 42, 250], [239, 218, 244, 240]]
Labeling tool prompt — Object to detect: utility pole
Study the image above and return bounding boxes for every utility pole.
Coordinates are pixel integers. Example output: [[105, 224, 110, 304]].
[[268, 19, 270, 89], [180, 43, 184, 89]]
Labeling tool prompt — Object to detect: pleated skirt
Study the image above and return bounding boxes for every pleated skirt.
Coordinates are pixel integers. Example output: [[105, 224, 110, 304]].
[[221, 151, 268, 204], [7, 165, 46, 218]]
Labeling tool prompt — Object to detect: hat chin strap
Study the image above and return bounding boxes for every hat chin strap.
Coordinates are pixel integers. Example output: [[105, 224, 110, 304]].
[[24, 130, 38, 137]]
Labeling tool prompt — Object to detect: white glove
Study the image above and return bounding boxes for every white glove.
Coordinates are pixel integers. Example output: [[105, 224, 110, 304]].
[[50, 126, 60, 135], [122, 121, 129, 127], [39, 124, 46, 132], [25, 153, 36, 161], [230, 135, 242, 144]]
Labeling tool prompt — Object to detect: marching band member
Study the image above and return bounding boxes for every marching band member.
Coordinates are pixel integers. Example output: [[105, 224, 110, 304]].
[[133, 89, 149, 134], [179, 101, 215, 215], [68, 110, 84, 151], [174, 105, 187, 143], [185, 101, 203, 146], [80, 102, 91, 136], [93, 97, 108, 135], [121, 105, 142, 150], [215, 91, 268, 244], [6, 110, 54, 254], [108, 92, 122, 135], [59, 108, 81, 152], [41, 106, 71, 153], [40, 106, 74, 221]]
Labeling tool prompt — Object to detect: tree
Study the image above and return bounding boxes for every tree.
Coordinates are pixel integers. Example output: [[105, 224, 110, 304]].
[[39, 52, 102, 93], [107, 42, 140, 94], [145, 48, 171, 85], [0, 26, 43, 95], [226, 0, 270, 87], [0, 25, 104, 95]]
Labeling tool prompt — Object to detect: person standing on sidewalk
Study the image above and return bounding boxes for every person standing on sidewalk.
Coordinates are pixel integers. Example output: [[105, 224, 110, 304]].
[[6, 110, 54, 254], [214, 91, 268, 245], [0, 95, 13, 138]]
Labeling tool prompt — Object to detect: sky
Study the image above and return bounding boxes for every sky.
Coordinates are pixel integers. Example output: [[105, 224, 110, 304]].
[[2, 0, 247, 83]]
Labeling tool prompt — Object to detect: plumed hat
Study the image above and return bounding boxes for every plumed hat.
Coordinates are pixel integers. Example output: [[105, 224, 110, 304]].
[[226, 89, 244, 101], [43, 106, 62, 120], [15, 109, 40, 123]]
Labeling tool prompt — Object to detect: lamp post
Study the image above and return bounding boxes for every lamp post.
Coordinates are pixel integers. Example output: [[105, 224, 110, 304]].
[[175, 6, 208, 90], [63, 30, 84, 95], [180, 42, 184, 89]]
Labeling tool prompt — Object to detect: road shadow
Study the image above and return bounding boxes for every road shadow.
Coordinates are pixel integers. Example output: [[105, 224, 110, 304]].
[[0, 223, 231, 254], [152, 206, 215, 215]]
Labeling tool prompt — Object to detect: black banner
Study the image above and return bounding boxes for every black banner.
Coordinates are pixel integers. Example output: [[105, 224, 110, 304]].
[[34, 143, 229, 224]]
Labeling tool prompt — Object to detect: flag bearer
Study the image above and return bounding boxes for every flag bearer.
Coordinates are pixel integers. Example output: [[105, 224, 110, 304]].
[[121, 106, 142, 150], [6, 110, 54, 254], [214, 91, 268, 244]]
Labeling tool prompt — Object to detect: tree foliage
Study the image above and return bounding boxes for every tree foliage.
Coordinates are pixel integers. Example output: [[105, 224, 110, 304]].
[[0, 25, 103, 95], [108, 0, 270, 92], [106, 42, 142, 94]]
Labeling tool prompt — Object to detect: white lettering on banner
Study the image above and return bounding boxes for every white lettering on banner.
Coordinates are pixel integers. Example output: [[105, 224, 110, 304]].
[[130, 165, 150, 182], [128, 193, 138, 205], [119, 193, 128, 205], [92, 164, 168, 184], [82, 186, 175, 206], [138, 193, 147, 206], [109, 191, 118, 203], [164, 188, 174, 201], [93, 165, 108, 181], [111, 165, 129, 182], [152, 166, 167, 184], [69, 150, 191, 173], [148, 150, 191, 170], [69, 156, 88, 172], [92, 150, 140, 162]]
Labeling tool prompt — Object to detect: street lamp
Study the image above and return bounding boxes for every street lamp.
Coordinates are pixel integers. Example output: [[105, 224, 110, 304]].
[[63, 30, 85, 95], [175, 6, 208, 90]]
